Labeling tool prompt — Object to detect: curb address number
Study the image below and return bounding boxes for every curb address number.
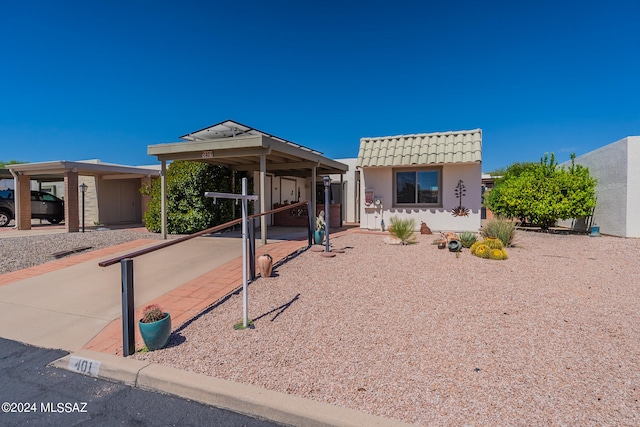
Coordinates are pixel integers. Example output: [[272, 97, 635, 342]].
[[68, 356, 101, 377]]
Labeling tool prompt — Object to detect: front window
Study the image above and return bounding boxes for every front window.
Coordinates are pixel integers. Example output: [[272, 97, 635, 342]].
[[395, 168, 441, 206]]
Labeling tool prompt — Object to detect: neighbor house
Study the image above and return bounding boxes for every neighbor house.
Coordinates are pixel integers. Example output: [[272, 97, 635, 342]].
[[356, 129, 482, 232], [558, 136, 640, 238]]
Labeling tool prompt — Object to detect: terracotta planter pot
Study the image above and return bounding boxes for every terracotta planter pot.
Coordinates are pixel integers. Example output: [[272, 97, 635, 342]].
[[257, 254, 273, 277]]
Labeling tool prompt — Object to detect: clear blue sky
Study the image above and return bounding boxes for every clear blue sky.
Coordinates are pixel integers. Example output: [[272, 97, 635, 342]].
[[1, 1, 639, 172]]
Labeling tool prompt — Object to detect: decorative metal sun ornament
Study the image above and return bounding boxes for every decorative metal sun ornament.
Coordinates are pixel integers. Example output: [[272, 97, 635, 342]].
[[451, 179, 470, 217]]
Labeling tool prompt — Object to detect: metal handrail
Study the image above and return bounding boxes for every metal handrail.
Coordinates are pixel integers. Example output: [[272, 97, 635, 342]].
[[98, 200, 311, 267]]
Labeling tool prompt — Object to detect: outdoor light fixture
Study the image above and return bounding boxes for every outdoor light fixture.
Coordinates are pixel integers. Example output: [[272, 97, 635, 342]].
[[323, 176, 331, 252], [80, 183, 88, 233]]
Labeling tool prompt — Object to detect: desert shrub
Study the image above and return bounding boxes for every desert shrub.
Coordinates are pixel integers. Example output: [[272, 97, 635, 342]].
[[486, 153, 597, 229], [481, 218, 517, 247], [458, 231, 478, 248], [388, 216, 417, 245]]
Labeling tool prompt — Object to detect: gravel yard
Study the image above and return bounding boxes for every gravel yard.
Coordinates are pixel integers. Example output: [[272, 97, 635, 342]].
[[0, 229, 165, 274], [133, 230, 640, 426]]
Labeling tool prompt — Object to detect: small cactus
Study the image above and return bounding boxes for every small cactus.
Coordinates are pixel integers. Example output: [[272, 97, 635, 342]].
[[489, 248, 506, 260], [469, 241, 482, 255], [474, 244, 490, 258], [501, 248, 509, 260], [484, 237, 503, 250], [141, 304, 166, 323]]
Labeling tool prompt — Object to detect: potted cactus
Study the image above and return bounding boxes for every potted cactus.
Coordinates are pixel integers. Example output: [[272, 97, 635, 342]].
[[138, 304, 171, 351]]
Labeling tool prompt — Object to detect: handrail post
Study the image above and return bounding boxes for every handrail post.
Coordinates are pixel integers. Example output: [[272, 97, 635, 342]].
[[121, 259, 135, 357], [248, 217, 256, 280]]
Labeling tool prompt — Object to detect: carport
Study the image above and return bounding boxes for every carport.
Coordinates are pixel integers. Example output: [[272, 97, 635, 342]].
[[147, 120, 349, 242], [6, 161, 160, 232]]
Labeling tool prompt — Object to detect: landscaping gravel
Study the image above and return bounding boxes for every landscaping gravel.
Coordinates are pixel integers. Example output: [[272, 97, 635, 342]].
[[0, 229, 165, 274], [134, 230, 640, 426]]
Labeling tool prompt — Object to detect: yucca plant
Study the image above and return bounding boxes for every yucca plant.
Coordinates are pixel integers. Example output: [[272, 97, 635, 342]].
[[481, 218, 517, 247], [388, 216, 417, 245]]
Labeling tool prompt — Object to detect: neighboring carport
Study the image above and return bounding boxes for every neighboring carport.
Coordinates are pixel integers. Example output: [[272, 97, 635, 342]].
[[7, 161, 160, 232], [147, 120, 349, 242]]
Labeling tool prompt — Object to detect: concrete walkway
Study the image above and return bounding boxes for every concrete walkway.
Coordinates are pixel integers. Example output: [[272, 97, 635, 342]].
[[0, 228, 310, 353], [0, 225, 408, 426]]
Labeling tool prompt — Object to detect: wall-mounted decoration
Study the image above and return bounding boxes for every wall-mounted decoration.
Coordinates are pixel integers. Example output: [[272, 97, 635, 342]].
[[451, 180, 470, 217], [364, 189, 374, 207]]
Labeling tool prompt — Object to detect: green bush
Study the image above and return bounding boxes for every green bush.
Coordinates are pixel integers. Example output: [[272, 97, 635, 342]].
[[388, 216, 417, 245], [142, 161, 250, 234], [486, 153, 597, 229], [481, 218, 516, 247]]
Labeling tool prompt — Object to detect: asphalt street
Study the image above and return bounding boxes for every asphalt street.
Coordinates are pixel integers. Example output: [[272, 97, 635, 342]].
[[0, 338, 285, 427]]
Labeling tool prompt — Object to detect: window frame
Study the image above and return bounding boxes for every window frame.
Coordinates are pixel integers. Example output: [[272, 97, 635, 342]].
[[392, 166, 443, 208]]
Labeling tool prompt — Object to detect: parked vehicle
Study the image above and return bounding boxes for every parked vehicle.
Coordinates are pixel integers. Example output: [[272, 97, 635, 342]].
[[0, 190, 65, 227]]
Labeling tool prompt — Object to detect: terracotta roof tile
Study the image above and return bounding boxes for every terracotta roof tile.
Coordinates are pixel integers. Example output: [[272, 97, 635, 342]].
[[357, 129, 482, 167]]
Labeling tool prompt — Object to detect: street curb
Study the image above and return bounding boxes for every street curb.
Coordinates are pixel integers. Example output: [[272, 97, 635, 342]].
[[50, 350, 411, 427]]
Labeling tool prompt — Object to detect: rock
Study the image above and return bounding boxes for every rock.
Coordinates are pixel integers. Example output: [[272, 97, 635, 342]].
[[384, 236, 403, 245], [420, 222, 432, 234]]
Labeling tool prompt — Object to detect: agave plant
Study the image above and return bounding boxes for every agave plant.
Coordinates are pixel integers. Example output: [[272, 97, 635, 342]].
[[458, 231, 477, 248], [388, 216, 417, 245]]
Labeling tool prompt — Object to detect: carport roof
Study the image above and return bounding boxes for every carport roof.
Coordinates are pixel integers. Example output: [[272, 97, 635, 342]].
[[6, 160, 161, 181], [149, 120, 348, 177]]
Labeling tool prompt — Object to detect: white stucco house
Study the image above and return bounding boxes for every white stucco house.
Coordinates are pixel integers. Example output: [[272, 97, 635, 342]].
[[356, 129, 482, 232], [558, 136, 640, 238]]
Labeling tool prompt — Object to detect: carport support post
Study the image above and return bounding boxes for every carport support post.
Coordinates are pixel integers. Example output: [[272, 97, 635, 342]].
[[160, 160, 167, 239], [260, 151, 267, 245], [121, 259, 135, 357], [324, 176, 331, 252]]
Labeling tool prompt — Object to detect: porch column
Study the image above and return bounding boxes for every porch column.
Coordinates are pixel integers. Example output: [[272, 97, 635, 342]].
[[64, 170, 80, 232], [161, 160, 167, 239], [340, 173, 344, 227], [16, 173, 31, 230], [311, 166, 317, 225], [260, 150, 267, 245]]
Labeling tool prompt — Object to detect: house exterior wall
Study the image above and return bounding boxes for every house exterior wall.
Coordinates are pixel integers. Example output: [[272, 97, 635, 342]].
[[330, 158, 357, 224], [98, 178, 143, 225], [627, 137, 640, 237], [359, 163, 482, 232], [558, 136, 639, 237]]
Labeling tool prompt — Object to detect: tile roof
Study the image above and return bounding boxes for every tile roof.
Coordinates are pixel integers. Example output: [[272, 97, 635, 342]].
[[356, 129, 482, 168]]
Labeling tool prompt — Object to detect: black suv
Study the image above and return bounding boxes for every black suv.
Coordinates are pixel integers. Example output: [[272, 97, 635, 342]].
[[0, 189, 65, 227]]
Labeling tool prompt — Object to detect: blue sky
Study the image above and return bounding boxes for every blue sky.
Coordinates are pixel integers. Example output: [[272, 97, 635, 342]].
[[1, 1, 639, 172]]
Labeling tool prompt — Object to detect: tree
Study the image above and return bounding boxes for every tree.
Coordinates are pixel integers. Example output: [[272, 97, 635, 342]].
[[486, 153, 597, 230], [142, 161, 251, 234], [0, 160, 25, 168]]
